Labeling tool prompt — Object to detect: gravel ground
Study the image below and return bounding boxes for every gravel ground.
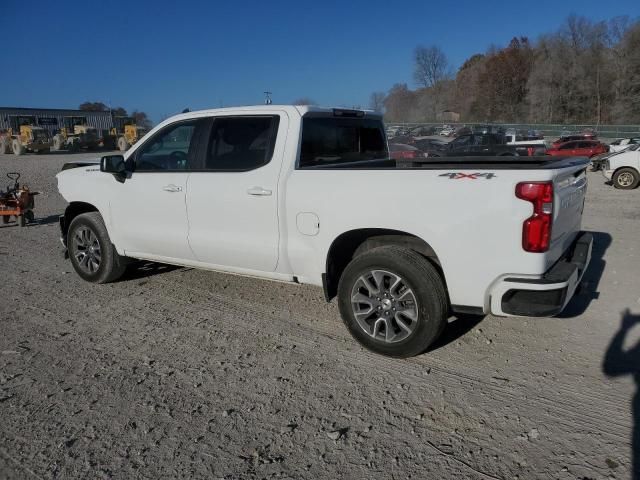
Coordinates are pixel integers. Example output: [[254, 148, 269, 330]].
[[1, 151, 639, 480]]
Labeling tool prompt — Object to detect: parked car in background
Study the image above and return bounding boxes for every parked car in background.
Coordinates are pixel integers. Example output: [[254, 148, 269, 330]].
[[608, 137, 640, 153], [601, 144, 640, 189], [454, 126, 472, 136], [389, 143, 425, 160], [504, 130, 547, 147], [443, 133, 522, 156], [389, 135, 414, 145], [546, 140, 608, 158], [439, 125, 455, 136], [385, 126, 401, 138], [413, 137, 450, 156], [395, 126, 411, 137], [472, 125, 504, 135], [409, 126, 436, 137], [552, 132, 597, 147]]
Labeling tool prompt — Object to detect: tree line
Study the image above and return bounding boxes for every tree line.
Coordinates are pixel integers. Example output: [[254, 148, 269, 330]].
[[373, 15, 640, 125], [79, 101, 152, 128]]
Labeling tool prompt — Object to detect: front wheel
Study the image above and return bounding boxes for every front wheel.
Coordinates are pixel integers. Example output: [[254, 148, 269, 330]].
[[337, 246, 448, 357], [67, 212, 127, 283], [12, 139, 24, 156], [52, 134, 65, 151], [613, 168, 639, 190]]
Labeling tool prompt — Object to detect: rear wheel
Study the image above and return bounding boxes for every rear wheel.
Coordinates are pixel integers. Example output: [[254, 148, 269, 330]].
[[338, 246, 448, 357], [67, 212, 127, 283], [613, 167, 640, 190], [0, 137, 8, 154]]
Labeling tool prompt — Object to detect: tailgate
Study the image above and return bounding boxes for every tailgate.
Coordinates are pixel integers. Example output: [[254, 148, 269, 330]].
[[548, 162, 588, 259]]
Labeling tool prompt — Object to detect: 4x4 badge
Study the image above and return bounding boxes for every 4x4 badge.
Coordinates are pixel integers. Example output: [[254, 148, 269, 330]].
[[439, 173, 497, 180]]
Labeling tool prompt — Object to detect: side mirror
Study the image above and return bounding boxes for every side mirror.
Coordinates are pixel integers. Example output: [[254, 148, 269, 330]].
[[100, 155, 127, 180]]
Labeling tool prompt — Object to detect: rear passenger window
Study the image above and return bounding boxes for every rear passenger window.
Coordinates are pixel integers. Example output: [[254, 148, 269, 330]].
[[299, 117, 387, 168], [205, 116, 279, 171]]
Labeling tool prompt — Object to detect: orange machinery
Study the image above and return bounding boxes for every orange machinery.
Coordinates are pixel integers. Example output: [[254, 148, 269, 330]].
[[0, 173, 38, 227]]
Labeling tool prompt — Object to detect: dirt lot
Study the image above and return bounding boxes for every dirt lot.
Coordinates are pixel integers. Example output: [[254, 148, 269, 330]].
[[1, 151, 639, 480]]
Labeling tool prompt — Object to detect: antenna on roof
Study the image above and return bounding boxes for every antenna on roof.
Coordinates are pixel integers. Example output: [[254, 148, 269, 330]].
[[182, 108, 190, 113], [264, 91, 272, 105]]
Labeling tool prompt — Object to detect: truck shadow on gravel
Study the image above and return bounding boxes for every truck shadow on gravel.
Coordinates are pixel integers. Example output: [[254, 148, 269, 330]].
[[603, 310, 640, 479], [558, 231, 612, 318], [427, 314, 485, 352]]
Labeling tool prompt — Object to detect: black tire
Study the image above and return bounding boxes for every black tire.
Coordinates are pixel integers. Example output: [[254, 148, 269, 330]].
[[18, 215, 26, 227], [67, 212, 127, 283], [2, 215, 10, 224], [24, 210, 35, 224], [12, 139, 24, 156], [612, 167, 640, 190], [52, 134, 65, 151], [337, 246, 448, 358]]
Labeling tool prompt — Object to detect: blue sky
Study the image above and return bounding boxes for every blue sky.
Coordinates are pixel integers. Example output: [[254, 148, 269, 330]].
[[2, 0, 638, 122]]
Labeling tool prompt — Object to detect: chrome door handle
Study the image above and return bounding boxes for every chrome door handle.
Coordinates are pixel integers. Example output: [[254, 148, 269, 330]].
[[247, 186, 272, 196], [162, 184, 182, 192]]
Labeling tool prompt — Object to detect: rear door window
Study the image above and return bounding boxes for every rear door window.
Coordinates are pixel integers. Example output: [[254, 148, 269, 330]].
[[205, 116, 279, 171], [298, 116, 387, 168]]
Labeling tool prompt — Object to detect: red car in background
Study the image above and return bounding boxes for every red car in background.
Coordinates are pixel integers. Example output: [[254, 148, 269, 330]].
[[389, 143, 425, 160], [552, 132, 597, 147], [546, 140, 608, 158]]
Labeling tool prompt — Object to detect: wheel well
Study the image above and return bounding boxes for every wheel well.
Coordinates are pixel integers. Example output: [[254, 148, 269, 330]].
[[323, 229, 443, 301], [62, 202, 99, 239]]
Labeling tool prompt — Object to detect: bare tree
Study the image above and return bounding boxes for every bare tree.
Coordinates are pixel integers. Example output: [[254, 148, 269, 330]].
[[131, 110, 152, 129], [369, 92, 386, 112], [413, 46, 450, 88], [79, 102, 108, 111], [292, 98, 316, 105]]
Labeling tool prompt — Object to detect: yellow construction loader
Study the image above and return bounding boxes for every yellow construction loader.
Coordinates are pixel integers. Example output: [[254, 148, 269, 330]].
[[52, 117, 100, 152], [0, 117, 52, 156], [103, 117, 148, 151]]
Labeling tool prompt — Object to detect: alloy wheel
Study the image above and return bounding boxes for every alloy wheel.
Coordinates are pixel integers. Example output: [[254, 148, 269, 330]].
[[350, 269, 419, 343]]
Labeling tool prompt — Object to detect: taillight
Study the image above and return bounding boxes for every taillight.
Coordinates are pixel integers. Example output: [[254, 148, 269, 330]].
[[515, 182, 553, 252], [398, 150, 417, 159]]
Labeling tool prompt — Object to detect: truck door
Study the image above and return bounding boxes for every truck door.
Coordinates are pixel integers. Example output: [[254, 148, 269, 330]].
[[109, 119, 206, 261], [186, 112, 287, 272]]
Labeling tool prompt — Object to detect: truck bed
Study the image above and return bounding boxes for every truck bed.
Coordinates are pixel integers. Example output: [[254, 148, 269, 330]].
[[306, 156, 590, 170]]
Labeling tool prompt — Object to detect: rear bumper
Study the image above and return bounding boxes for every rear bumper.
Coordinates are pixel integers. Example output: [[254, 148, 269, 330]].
[[488, 232, 593, 317]]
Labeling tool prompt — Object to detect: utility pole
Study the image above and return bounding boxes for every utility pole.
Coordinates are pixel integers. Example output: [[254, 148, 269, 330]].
[[264, 91, 273, 105]]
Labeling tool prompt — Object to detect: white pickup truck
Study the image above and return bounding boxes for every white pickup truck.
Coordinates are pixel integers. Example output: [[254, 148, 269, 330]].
[[56, 106, 593, 357]]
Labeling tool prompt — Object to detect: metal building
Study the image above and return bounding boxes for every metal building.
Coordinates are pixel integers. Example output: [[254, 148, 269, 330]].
[[0, 107, 114, 134]]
